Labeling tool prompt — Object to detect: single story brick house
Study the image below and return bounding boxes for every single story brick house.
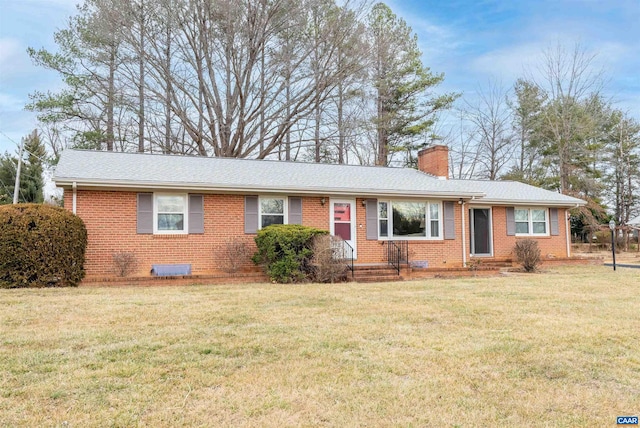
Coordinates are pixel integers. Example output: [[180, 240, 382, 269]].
[[53, 146, 585, 279]]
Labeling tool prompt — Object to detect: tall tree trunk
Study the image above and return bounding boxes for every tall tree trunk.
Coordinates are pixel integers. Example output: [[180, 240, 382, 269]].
[[106, 44, 116, 151], [164, 8, 172, 153], [337, 80, 344, 164], [259, 44, 265, 154], [313, 10, 321, 163], [137, 0, 145, 153]]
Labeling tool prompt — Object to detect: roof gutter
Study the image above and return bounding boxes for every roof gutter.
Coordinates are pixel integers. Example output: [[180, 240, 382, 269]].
[[52, 178, 486, 200], [468, 198, 586, 207]]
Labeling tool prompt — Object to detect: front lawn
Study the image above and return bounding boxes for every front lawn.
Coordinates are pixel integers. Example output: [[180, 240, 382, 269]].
[[1, 266, 638, 426]]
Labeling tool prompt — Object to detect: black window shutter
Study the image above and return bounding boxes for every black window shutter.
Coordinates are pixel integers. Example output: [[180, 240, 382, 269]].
[[366, 199, 378, 240], [550, 208, 559, 236], [443, 201, 455, 239], [245, 196, 259, 234], [137, 193, 153, 234], [506, 207, 515, 236], [188, 194, 204, 234], [288, 197, 302, 225]]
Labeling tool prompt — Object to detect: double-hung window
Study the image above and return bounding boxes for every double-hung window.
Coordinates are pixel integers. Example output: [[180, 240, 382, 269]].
[[244, 196, 301, 234], [137, 193, 203, 235], [155, 194, 187, 233], [379, 202, 389, 237], [260, 197, 285, 228], [378, 201, 441, 239], [429, 203, 440, 238], [515, 208, 548, 235]]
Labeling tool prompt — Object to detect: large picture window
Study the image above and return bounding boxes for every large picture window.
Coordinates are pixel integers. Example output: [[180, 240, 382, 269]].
[[515, 208, 548, 235], [260, 197, 285, 228], [378, 201, 441, 239], [155, 194, 187, 233]]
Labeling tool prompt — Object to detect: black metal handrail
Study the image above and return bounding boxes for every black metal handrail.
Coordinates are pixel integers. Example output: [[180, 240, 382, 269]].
[[343, 241, 354, 277], [386, 240, 409, 275], [330, 236, 354, 277]]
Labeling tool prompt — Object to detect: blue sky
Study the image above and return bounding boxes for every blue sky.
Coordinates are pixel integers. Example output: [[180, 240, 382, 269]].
[[0, 0, 638, 155]]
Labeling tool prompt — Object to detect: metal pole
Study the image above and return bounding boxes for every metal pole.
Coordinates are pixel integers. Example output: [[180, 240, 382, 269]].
[[12, 138, 24, 204], [611, 229, 616, 271]]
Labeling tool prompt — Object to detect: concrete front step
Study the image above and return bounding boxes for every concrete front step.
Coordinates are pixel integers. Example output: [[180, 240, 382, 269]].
[[352, 264, 405, 282], [354, 269, 402, 277]]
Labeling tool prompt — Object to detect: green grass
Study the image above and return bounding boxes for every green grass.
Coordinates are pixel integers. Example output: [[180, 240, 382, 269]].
[[1, 265, 639, 426]]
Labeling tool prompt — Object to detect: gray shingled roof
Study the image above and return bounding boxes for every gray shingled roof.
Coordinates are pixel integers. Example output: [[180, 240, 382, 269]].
[[459, 179, 584, 206], [53, 149, 585, 206]]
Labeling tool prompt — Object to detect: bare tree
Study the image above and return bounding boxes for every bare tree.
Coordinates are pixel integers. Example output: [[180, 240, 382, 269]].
[[29, 0, 456, 164], [464, 80, 514, 180], [444, 109, 480, 179], [506, 78, 547, 184], [530, 43, 607, 194]]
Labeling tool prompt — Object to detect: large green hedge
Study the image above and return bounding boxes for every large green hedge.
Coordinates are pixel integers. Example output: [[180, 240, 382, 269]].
[[252, 224, 328, 283], [0, 204, 87, 288]]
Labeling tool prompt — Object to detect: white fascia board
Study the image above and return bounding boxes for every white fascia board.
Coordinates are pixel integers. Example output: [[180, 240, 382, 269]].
[[53, 178, 486, 199], [468, 198, 586, 207]]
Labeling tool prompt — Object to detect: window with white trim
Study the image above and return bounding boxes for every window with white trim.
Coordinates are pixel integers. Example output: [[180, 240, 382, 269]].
[[515, 208, 548, 235], [260, 197, 285, 228], [379, 202, 389, 237], [378, 201, 442, 239], [155, 194, 187, 234], [429, 203, 440, 238]]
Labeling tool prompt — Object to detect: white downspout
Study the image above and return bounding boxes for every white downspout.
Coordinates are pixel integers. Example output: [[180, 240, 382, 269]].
[[566, 207, 573, 258], [461, 200, 467, 267], [72, 182, 77, 214]]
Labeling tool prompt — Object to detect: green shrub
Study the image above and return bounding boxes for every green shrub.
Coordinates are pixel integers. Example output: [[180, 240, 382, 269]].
[[0, 204, 87, 288], [252, 224, 328, 283], [513, 239, 541, 273]]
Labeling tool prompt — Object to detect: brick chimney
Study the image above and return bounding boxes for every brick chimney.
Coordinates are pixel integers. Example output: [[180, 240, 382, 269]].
[[417, 145, 449, 179]]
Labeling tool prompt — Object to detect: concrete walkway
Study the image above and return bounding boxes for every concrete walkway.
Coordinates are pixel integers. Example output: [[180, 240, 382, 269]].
[[604, 263, 640, 269]]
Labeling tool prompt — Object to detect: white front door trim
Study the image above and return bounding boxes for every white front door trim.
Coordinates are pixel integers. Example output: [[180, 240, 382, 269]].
[[330, 199, 357, 259]]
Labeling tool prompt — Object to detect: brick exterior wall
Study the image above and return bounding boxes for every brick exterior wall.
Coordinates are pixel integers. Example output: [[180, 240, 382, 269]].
[[67, 191, 257, 277], [65, 190, 571, 278], [489, 206, 569, 259]]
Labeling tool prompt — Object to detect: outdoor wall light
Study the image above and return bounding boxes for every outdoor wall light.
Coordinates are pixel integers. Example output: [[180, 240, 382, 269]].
[[321, 197, 326, 206], [458, 198, 464, 205]]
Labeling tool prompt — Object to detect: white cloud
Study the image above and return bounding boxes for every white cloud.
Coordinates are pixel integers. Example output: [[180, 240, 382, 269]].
[[383, 0, 464, 65], [0, 38, 33, 80], [0, 92, 27, 112], [413, 18, 464, 65], [470, 42, 547, 81], [471, 38, 636, 82], [6, 0, 77, 17], [0, 38, 22, 64]]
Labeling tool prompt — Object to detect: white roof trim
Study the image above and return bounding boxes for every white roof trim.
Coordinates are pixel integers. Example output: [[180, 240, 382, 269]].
[[468, 199, 584, 208], [54, 178, 486, 199]]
